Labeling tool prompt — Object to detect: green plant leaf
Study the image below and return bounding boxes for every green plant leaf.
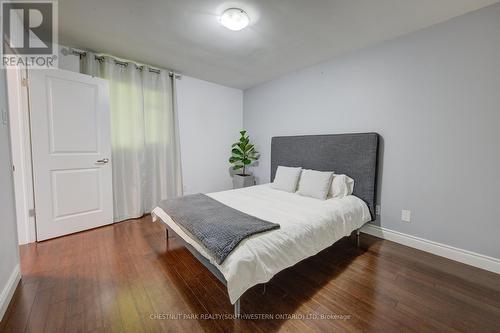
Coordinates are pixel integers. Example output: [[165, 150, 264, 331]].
[[242, 158, 252, 165], [244, 144, 254, 152], [232, 165, 243, 171], [232, 148, 243, 156]]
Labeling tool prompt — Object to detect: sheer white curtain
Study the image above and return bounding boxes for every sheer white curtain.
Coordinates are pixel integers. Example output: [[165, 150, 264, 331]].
[[82, 53, 182, 222]]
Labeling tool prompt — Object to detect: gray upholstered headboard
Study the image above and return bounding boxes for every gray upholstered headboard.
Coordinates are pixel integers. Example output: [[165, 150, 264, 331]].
[[271, 133, 379, 220]]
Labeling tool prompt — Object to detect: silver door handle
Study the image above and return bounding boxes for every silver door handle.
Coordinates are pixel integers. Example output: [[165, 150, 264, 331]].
[[96, 158, 109, 164]]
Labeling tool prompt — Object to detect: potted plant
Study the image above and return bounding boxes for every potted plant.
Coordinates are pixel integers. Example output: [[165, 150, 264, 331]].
[[229, 130, 260, 189]]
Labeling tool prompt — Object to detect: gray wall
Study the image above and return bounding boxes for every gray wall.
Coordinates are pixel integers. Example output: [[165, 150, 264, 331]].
[[0, 69, 20, 302], [243, 4, 500, 258]]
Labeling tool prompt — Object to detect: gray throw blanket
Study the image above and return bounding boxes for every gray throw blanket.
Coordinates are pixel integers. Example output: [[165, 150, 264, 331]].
[[158, 194, 280, 264]]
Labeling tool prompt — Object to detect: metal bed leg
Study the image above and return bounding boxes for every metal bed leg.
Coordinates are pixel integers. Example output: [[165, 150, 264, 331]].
[[165, 227, 169, 249], [356, 228, 360, 248], [234, 299, 240, 318]]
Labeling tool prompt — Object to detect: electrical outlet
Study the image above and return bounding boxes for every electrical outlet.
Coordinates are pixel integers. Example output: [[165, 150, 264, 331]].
[[375, 205, 381, 215], [1, 109, 7, 126], [401, 210, 411, 223]]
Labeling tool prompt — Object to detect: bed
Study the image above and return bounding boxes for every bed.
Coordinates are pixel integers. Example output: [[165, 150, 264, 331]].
[[152, 133, 379, 316]]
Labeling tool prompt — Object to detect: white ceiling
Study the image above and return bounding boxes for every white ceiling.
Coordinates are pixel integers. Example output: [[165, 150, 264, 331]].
[[59, 0, 499, 89]]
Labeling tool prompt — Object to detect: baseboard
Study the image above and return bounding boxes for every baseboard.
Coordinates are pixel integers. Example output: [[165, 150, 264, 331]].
[[361, 224, 500, 275], [0, 264, 21, 322]]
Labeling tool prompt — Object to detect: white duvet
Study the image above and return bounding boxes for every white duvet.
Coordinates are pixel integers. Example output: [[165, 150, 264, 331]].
[[151, 183, 371, 304]]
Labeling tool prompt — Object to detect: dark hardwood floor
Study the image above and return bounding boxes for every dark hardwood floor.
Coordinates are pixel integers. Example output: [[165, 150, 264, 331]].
[[1, 215, 500, 333]]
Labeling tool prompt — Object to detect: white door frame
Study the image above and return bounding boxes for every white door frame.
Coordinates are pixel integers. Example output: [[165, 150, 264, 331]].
[[6, 67, 36, 244]]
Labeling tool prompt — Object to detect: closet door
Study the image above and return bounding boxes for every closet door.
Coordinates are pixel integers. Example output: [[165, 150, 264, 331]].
[[29, 69, 113, 241]]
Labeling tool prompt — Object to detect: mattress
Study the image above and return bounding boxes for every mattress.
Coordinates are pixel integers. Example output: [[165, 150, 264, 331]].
[[151, 183, 371, 304]]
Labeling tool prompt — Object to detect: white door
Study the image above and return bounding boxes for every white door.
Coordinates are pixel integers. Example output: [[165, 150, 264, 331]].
[[29, 69, 113, 241]]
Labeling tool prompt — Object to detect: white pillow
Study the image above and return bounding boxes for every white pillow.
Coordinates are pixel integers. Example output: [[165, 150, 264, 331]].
[[329, 174, 355, 198], [297, 169, 334, 200], [271, 166, 302, 192]]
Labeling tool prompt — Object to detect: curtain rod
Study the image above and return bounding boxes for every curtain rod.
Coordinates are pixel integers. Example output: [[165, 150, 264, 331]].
[[64, 48, 182, 78]]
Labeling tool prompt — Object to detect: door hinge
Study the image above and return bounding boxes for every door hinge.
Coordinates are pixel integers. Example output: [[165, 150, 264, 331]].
[[12, 164, 15, 172], [29, 209, 36, 218], [21, 77, 28, 87]]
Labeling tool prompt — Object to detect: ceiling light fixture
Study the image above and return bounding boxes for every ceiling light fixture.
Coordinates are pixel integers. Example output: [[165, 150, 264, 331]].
[[220, 8, 250, 31]]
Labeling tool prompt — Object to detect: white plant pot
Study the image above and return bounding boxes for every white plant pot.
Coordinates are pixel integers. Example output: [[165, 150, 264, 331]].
[[233, 174, 254, 189]]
